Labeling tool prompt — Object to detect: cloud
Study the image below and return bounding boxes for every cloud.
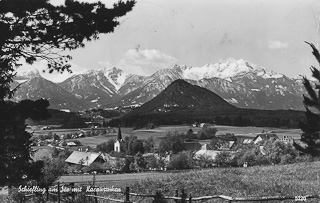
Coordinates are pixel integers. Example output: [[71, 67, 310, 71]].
[[16, 60, 90, 83], [116, 48, 178, 75], [218, 57, 237, 63], [268, 40, 289, 49]]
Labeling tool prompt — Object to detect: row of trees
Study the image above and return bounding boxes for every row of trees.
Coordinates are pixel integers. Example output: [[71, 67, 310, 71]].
[[110, 110, 305, 129]]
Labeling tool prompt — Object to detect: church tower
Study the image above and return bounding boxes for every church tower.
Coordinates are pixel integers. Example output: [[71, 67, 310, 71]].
[[114, 126, 123, 152]]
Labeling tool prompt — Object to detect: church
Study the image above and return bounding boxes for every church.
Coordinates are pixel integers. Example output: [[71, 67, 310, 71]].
[[114, 126, 124, 152]]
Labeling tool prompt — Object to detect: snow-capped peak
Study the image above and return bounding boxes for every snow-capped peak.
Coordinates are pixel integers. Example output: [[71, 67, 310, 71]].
[[102, 67, 128, 91], [179, 59, 255, 80], [175, 59, 284, 80]]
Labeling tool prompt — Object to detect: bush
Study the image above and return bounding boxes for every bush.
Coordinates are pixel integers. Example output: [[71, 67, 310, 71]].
[[168, 151, 195, 170], [196, 127, 217, 140], [214, 151, 233, 167]]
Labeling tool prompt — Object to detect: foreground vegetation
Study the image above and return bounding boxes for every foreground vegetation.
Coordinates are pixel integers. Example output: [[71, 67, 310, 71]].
[[125, 162, 320, 201]]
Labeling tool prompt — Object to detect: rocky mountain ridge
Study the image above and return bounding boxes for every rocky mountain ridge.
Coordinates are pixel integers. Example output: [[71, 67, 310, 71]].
[[13, 59, 306, 111]]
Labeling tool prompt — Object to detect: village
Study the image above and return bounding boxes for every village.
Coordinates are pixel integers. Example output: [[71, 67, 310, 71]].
[[30, 122, 302, 178]]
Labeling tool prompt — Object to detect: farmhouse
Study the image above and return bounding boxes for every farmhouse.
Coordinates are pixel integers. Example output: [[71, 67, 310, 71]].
[[194, 144, 220, 160], [231, 135, 254, 150], [252, 133, 279, 144], [65, 151, 104, 166]]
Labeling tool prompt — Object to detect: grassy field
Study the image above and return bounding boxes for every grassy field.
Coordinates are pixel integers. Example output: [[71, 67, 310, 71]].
[[2, 162, 318, 203], [31, 125, 303, 147], [69, 125, 303, 147], [58, 171, 176, 187], [114, 162, 320, 202]]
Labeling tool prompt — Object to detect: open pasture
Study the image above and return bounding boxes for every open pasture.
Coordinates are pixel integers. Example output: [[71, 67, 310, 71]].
[[33, 125, 303, 147], [214, 125, 302, 139]]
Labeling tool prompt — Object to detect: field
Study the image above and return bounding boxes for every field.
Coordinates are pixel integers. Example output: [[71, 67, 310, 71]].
[[31, 125, 303, 148], [120, 161, 320, 202], [58, 171, 177, 187], [72, 125, 303, 147]]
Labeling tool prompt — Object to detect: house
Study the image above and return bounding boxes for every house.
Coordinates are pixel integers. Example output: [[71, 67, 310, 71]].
[[194, 144, 220, 160], [65, 151, 104, 166], [252, 133, 279, 144], [66, 142, 77, 146], [280, 135, 294, 143], [231, 135, 254, 150]]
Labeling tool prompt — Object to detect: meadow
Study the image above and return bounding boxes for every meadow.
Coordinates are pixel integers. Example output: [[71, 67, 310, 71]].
[[67, 125, 303, 147], [58, 171, 176, 187], [102, 161, 320, 203]]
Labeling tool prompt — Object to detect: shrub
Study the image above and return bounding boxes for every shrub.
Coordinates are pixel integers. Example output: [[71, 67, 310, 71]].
[[214, 151, 233, 167], [168, 151, 195, 170]]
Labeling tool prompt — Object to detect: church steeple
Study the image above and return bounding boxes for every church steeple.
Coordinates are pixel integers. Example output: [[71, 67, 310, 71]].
[[114, 125, 123, 153], [117, 125, 123, 141]]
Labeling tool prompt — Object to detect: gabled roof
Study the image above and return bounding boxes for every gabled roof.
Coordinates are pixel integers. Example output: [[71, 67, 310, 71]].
[[195, 150, 219, 159], [65, 151, 101, 166], [253, 133, 279, 143], [200, 143, 213, 150]]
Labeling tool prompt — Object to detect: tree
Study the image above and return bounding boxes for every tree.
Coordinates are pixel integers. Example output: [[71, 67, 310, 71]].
[[158, 132, 185, 155], [132, 152, 146, 172], [0, 99, 50, 186], [145, 154, 158, 169], [294, 42, 320, 156], [143, 136, 155, 153], [131, 139, 145, 154], [197, 126, 217, 140], [196, 154, 213, 168], [0, 0, 135, 186], [213, 151, 232, 167], [37, 158, 66, 189], [167, 151, 195, 170], [96, 138, 115, 153]]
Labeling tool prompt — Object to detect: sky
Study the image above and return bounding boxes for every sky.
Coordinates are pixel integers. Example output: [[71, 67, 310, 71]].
[[17, 0, 320, 82]]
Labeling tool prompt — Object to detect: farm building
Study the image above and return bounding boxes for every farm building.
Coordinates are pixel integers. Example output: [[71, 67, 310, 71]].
[[252, 133, 279, 144], [65, 151, 105, 166], [230, 135, 254, 150], [194, 144, 220, 160]]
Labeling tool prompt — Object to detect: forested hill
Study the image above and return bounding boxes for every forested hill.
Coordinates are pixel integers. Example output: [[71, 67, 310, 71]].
[[109, 79, 306, 129], [26, 109, 89, 128], [127, 79, 237, 115]]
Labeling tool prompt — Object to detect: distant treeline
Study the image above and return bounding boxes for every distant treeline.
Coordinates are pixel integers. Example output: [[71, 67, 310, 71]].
[[26, 109, 89, 128], [108, 108, 306, 129]]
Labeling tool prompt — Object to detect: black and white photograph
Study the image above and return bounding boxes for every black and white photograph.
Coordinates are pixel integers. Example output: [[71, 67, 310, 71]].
[[1, 0, 320, 202]]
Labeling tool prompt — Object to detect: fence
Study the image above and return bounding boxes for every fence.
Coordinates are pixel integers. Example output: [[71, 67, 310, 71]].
[[20, 184, 320, 203]]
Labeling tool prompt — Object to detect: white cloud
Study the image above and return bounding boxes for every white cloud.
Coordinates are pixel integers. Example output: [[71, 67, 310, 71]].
[[16, 60, 90, 83], [116, 48, 178, 75], [268, 40, 289, 49], [218, 58, 237, 63]]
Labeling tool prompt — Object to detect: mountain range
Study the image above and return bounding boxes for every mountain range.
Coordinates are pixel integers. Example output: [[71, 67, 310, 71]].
[[12, 59, 306, 112]]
